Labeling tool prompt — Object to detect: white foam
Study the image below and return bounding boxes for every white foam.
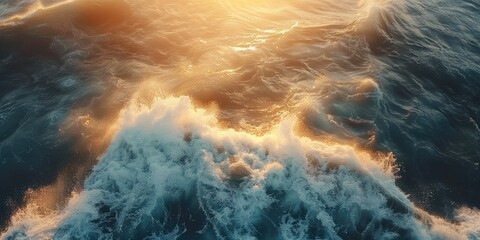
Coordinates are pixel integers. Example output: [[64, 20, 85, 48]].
[[455, 207, 480, 239], [2, 97, 476, 239], [1, 192, 84, 240]]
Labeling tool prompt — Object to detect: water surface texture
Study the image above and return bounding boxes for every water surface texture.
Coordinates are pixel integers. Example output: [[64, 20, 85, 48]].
[[0, 0, 479, 239]]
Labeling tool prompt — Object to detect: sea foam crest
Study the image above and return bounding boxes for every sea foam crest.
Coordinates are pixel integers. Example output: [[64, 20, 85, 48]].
[[2, 97, 474, 240]]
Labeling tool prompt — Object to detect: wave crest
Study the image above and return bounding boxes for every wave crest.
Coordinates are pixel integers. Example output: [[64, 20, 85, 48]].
[[3, 97, 473, 239]]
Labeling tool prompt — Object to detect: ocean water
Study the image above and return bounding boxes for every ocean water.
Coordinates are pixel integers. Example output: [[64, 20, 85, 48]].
[[0, 0, 479, 239]]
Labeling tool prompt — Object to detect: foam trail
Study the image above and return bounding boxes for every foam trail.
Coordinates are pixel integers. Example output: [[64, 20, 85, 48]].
[[454, 208, 480, 239], [1, 97, 476, 239], [0, 0, 74, 28], [1, 193, 83, 239]]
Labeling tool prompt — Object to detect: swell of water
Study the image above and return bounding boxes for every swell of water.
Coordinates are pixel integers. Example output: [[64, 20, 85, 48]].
[[0, 0, 479, 239], [1, 97, 475, 239]]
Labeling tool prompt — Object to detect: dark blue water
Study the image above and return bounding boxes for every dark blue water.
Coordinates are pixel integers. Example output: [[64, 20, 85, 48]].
[[0, 0, 479, 239], [371, 0, 480, 217]]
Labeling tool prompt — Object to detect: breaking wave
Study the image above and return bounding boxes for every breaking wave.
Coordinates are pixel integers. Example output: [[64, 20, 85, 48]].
[[0, 0, 479, 238], [3, 97, 478, 239]]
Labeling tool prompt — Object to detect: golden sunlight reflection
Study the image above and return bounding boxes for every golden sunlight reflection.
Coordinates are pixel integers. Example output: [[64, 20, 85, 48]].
[[3, 0, 436, 237], [0, 0, 75, 27]]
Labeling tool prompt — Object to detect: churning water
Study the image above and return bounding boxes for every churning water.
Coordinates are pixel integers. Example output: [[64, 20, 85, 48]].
[[0, 0, 479, 239]]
